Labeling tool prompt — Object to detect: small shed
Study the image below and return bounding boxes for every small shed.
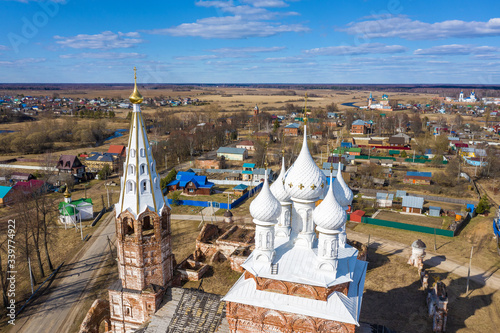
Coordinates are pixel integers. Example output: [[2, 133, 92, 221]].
[[402, 196, 424, 214], [350, 210, 365, 223], [396, 190, 407, 198], [233, 184, 248, 196], [376, 193, 394, 207], [428, 206, 441, 217]]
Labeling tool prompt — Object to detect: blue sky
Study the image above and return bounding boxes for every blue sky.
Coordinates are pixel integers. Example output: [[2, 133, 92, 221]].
[[1, 0, 500, 83]]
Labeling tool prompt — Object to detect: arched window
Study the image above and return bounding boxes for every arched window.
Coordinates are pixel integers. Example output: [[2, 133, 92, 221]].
[[124, 218, 134, 235], [140, 148, 145, 157], [143, 215, 153, 233], [141, 180, 148, 194], [140, 164, 147, 175], [130, 149, 136, 158], [128, 165, 135, 175], [126, 180, 135, 194]]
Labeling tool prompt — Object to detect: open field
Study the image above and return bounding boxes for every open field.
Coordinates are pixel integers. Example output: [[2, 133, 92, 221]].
[[375, 210, 451, 229], [361, 247, 500, 332]]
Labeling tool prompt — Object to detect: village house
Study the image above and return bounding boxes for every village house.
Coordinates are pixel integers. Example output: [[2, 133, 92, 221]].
[[216, 147, 248, 161], [107, 144, 126, 158], [166, 171, 214, 195], [253, 131, 272, 142], [241, 163, 255, 181], [0, 186, 14, 206], [388, 135, 406, 147], [283, 123, 300, 136], [402, 196, 424, 214], [404, 171, 432, 185], [351, 119, 371, 134], [56, 155, 86, 178], [85, 153, 117, 172], [236, 140, 255, 151]]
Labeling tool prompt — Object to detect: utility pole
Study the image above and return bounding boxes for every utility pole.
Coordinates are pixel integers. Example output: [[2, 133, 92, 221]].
[[466, 245, 474, 294], [106, 185, 110, 208]]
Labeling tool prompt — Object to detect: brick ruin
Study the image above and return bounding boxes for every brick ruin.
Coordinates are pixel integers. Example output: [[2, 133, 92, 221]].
[[194, 223, 255, 270], [79, 299, 110, 333]]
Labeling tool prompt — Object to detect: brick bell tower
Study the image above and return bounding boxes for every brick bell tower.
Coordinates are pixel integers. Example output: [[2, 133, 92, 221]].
[[108, 68, 174, 333]]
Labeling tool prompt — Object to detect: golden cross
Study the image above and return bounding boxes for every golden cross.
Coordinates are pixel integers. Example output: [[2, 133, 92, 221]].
[[298, 183, 304, 190], [321, 183, 324, 188], [288, 182, 293, 188], [311, 184, 317, 190]]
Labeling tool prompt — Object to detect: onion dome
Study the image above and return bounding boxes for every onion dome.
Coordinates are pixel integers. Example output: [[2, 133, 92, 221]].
[[284, 125, 326, 201], [313, 170, 346, 231], [63, 185, 71, 198], [250, 169, 281, 223], [270, 156, 291, 203], [412, 239, 426, 249], [129, 67, 144, 104], [333, 162, 353, 208]]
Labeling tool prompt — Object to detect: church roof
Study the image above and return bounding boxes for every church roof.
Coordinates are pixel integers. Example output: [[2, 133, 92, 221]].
[[116, 70, 168, 218], [313, 171, 346, 231], [333, 163, 353, 208], [224, 251, 367, 325], [270, 156, 291, 203], [249, 170, 281, 223], [284, 125, 326, 201]]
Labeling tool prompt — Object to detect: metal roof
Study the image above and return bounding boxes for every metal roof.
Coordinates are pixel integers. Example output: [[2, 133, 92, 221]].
[[0, 186, 12, 199], [402, 196, 424, 209], [406, 171, 432, 178], [217, 147, 246, 155]]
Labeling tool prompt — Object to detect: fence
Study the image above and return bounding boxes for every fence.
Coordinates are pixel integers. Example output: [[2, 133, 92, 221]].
[[362, 217, 455, 237], [166, 182, 263, 210]]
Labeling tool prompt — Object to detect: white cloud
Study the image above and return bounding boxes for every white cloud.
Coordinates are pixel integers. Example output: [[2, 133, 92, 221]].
[[148, 16, 307, 38], [241, 0, 289, 8], [339, 16, 500, 40], [304, 43, 407, 56], [0, 58, 46, 66], [60, 52, 146, 59], [209, 46, 285, 53], [54, 31, 143, 50], [414, 44, 500, 55], [147, 0, 306, 38], [4, 0, 66, 3], [0, 45, 9, 51], [264, 56, 308, 63], [174, 55, 218, 61]]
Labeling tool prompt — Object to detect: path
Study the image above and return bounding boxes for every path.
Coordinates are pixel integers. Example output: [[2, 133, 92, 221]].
[[348, 230, 500, 290], [10, 212, 116, 333]]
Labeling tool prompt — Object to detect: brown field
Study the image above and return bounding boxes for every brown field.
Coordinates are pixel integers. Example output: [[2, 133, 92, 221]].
[[375, 210, 448, 229]]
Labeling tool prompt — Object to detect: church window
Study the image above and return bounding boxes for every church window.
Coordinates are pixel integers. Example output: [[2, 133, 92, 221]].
[[128, 165, 135, 175], [124, 218, 134, 235], [143, 215, 153, 233], [126, 180, 135, 194], [140, 163, 147, 175], [125, 306, 132, 317], [141, 180, 148, 194], [130, 149, 136, 158], [140, 148, 145, 157]]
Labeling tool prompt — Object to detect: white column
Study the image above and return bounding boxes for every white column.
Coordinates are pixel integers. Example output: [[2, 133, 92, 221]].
[[317, 228, 340, 273], [291, 198, 316, 248], [275, 203, 292, 238], [254, 223, 275, 263]]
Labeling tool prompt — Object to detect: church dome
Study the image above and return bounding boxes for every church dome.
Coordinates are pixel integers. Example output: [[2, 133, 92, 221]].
[[333, 163, 353, 208], [313, 172, 346, 231], [250, 170, 281, 223], [270, 156, 291, 203], [284, 125, 326, 201]]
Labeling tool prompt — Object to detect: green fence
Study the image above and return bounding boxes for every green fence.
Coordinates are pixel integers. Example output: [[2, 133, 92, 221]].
[[355, 155, 396, 161], [362, 217, 455, 237], [404, 158, 448, 164]]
